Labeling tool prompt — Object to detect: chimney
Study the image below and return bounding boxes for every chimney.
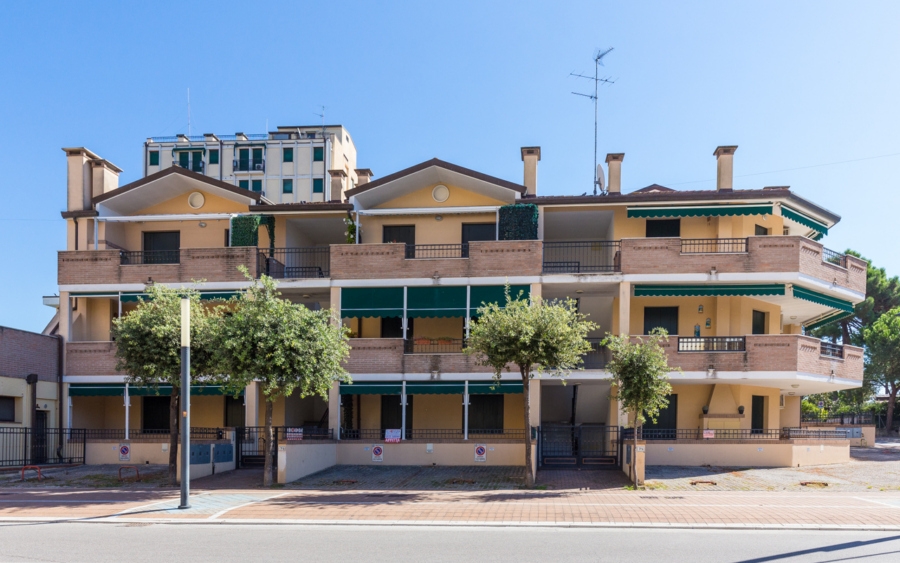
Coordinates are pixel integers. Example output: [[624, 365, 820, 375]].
[[90, 159, 122, 198], [355, 168, 373, 186], [713, 145, 738, 191], [520, 146, 540, 196], [63, 148, 97, 211], [605, 153, 624, 194], [329, 169, 347, 202]]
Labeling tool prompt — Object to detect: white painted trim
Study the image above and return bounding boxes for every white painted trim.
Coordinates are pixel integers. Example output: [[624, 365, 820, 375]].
[[336, 276, 540, 288], [64, 375, 128, 383], [98, 213, 236, 222], [357, 206, 501, 216]]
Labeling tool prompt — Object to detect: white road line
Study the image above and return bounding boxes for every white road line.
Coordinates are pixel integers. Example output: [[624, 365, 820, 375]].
[[208, 493, 287, 520]]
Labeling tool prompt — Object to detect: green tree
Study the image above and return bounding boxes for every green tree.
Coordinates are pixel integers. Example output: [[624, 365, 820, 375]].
[[217, 269, 351, 486], [602, 329, 676, 485], [111, 284, 223, 485], [863, 308, 900, 433], [465, 288, 597, 487]]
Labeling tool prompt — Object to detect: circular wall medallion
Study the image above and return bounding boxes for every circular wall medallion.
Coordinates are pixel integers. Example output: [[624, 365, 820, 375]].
[[432, 184, 450, 203], [188, 192, 205, 209]]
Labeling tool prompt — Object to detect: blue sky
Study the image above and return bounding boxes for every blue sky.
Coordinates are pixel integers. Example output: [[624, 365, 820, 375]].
[[0, 1, 897, 333]]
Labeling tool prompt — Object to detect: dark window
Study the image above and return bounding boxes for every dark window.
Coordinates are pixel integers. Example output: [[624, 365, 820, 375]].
[[313, 146, 324, 161], [468, 395, 504, 431], [251, 180, 262, 192], [381, 317, 410, 339], [755, 225, 769, 236], [252, 148, 263, 163], [644, 394, 677, 432], [643, 307, 678, 335], [179, 151, 190, 167], [239, 180, 249, 190], [224, 229, 230, 247], [646, 219, 681, 238], [142, 396, 170, 431], [283, 147, 293, 163], [381, 395, 412, 432], [143, 231, 179, 251], [283, 179, 293, 193], [751, 395, 765, 432], [149, 151, 159, 166], [224, 395, 245, 427], [209, 149, 219, 165], [238, 148, 250, 170], [383, 225, 415, 245], [313, 178, 324, 193], [462, 223, 497, 243], [0, 396, 14, 422], [752, 310, 767, 335]]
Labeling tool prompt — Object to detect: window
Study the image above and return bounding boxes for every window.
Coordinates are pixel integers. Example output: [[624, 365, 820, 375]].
[[755, 225, 770, 236], [462, 223, 497, 243], [224, 396, 245, 427], [142, 396, 170, 431], [313, 146, 324, 162], [313, 178, 324, 194], [282, 179, 293, 194], [643, 307, 678, 335], [148, 151, 159, 166], [646, 219, 681, 238], [380, 317, 407, 339], [383, 225, 415, 245], [0, 396, 15, 422], [209, 149, 219, 165], [751, 395, 766, 432], [238, 180, 249, 190], [251, 180, 262, 192], [381, 395, 412, 433], [224, 229, 230, 247], [643, 394, 678, 433], [752, 310, 767, 335], [283, 147, 293, 163], [468, 395, 504, 431]]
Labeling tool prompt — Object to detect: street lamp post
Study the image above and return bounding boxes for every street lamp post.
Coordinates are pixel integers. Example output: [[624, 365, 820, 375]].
[[179, 297, 191, 509]]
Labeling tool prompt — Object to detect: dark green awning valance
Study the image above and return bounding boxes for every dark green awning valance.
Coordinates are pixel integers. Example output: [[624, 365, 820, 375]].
[[118, 291, 240, 303], [781, 206, 828, 237], [338, 381, 522, 395], [172, 147, 206, 153], [468, 382, 523, 394], [339, 382, 402, 395], [407, 286, 467, 318], [470, 285, 530, 311], [341, 287, 404, 318], [805, 310, 855, 331], [405, 382, 466, 394], [627, 205, 773, 219], [69, 384, 240, 397], [634, 284, 786, 298], [792, 286, 854, 313]]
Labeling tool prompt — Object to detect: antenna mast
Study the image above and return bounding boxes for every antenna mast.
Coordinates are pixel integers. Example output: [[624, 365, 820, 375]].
[[571, 48, 615, 195], [187, 88, 191, 136]]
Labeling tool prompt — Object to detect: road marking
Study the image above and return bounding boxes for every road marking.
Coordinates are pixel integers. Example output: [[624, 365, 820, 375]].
[[208, 493, 287, 520]]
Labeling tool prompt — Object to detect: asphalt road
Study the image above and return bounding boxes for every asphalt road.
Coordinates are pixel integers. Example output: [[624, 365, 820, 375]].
[[0, 523, 897, 562]]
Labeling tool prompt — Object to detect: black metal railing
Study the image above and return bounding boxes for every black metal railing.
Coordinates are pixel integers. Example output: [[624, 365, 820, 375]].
[[404, 338, 467, 354], [583, 338, 610, 369], [175, 160, 205, 173], [339, 428, 522, 440], [274, 427, 334, 441], [120, 250, 180, 265], [82, 427, 226, 441], [820, 341, 844, 359], [638, 428, 781, 440], [678, 336, 746, 352], [404, 243, 469, 259], [801, 412, 873, 425], [681, 238, 748, 253], [783, 428, 851, 440], [822, 247, 848, 268], [0, 428, 86, 467], [234, 158, 266, 172], [258, 247, 330, 279], [542, 241, 621, 274]]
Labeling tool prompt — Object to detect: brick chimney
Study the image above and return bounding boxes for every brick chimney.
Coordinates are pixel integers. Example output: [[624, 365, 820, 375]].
[[605, 153, 624, 194], [329, 169, 347, 202], [714, 145, 738, 191], [520, 147, 541, 196], [355, 168, 373, 186]]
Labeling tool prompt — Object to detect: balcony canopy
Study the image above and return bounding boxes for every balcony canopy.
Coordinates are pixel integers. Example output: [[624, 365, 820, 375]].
[[634, 284, 786, 298], [626, 204, 773, 219], [792, 286, 854, 313], [339, 381, 522, 395], [340, 285, 530, 319], [781, 205, 829, 238], [69, 384, 239, 397]]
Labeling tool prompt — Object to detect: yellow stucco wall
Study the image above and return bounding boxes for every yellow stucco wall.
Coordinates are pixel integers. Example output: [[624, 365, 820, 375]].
[[668, 384, 783, 431], [412, 394, 462, 429], [610, 207, 785, 240], [360, 213, 497, 245], [645, 442, 848, 467], [375, 183, 507, 209], [336, 441, 527, 466], [629, 296, 782, 337], [360, 394, 381, 429], [504, 394, 525, 429]]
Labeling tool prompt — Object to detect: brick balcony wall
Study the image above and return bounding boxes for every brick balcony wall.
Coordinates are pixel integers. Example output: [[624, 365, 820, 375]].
[[654, 334, 863, 380], [0, 326, 59, 383], [330, 241, 543, 280], [65, 342, 124, 376], [58, 248, 258, 285], [345, 338, 514, 374], [619, 236, 865, 294]]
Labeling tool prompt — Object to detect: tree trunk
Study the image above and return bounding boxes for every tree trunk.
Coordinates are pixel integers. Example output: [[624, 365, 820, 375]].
[[522, 368, 534, 488], [263, 400, 275, 487], [168, 390, 180, 486], [840, 319, 851, 347], [631, 406, 639, 486]]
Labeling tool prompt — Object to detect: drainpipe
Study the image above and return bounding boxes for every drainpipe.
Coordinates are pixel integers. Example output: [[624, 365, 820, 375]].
[[56, 335, 64, 461], [463, 381, 469, 440], [25, 373, 38, 429]]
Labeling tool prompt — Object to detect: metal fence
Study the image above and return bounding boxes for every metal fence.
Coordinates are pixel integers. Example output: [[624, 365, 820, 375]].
[[822, 247, 848, 268], [339, 428, 522, 440], [801, 412, 873, 425], [542, 241, 621, 274], [82, 427, 227, 441], [678, 336, 746, 352], [0, 428, 86, 467], [404, 244, 469, 259], [681, 238, 748, 253], [234, 158, 265, 172], [120, 250, 180, 265], [820, 341, 844, 359], [404, 338, 467, 354], [783, 428, 852, 439], [583, 338, 610, 369], [258, 247, 330, 279], [630, 428, 851, 441]]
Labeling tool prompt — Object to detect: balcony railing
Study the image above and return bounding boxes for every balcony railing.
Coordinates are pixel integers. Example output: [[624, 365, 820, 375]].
[[677, 336, 746, 352], [783, 428, 852, 439], [583, 338, 610, 369], [820, 341, 844, 359], [542, 241, 621, 274], [822, 247, 848, 268], [174, 160, 205, 173], [120, 250, 180, 265], [274, 427, 334, 441], [404, 338, 467, 354], [404, 243, 469, 259], [258, 247, 330, 278], [681, 238, 748, 253], [339, 428, 523, 440], [83, 427, 225, 440], [800, 412, 872, 425], [234, 158, 266, 172]]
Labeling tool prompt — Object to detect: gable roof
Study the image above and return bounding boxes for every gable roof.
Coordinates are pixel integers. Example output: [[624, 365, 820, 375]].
[[345, 158, 526, 197], [632, 184, 675, 193], [93, 166, 262, 206]]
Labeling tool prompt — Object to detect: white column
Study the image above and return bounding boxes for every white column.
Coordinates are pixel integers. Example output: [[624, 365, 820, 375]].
[[400, 381, 407, 441], [618, 281, 631, 336], [124, 384, 130, 440], [463, 381, 469, 440], [93, 218, 99, 250], [465, 286, 471, 339], [245, 382, 259, 427], [329, 382, 340, 441], [495, 209, 500, 240], [67, 396, 73, 429], [402, 287, 408, 340]]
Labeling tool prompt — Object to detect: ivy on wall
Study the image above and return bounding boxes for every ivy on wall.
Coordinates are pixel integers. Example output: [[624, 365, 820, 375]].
[[230, 215, 275, 248], [498, 203, 538, 241]]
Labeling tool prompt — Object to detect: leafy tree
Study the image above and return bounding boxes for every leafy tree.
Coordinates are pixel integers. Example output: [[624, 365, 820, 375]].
[[216, 269, 351, 486], [863, 308, 900, 434], [111, 284, 223, 485], [465, 287, 597, 487], [602, 329, 676, 485]]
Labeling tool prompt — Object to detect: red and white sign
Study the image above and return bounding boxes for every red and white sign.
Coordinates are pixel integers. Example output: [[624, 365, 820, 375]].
[[474, 444, 487, 462], [384, 429, 401, 443], [372, 445, 384, 462], [285, 428, 304, 441], [702, 430, 715, 439], [118, 444, 131, 462]]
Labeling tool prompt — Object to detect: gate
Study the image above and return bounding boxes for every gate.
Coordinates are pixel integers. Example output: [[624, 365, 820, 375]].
[[0, 428, 86, 467], [235, 427, 277, 469], [539, 425, 619, 468]]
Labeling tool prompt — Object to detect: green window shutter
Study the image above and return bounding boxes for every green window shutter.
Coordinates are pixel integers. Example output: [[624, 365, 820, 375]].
[[149, 151, 159, 166], [283, 147, 293, 163], [251, 180, 262, 192], [238, 180, 249, 190], [209, 149, 219, 164], [313, 147, 324, 161], [252, 148, 263, 160], [313, 178, 324, 193], [283, 179, 293, 194], [179, 151, 189, 166]]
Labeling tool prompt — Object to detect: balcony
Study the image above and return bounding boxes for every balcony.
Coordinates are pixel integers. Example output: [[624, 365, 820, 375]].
[[404, 338, 466, 354], [233, 158, 265, 172], [120, 250, 180, 265], [583, 338, 610, 369], [345, 338, 509, 374], [330, 240, 543, 280], [174, 160, 205, 173], [257, 247, 330, 279], [677, 336, 746, 352], [542, 241, 621, 274]]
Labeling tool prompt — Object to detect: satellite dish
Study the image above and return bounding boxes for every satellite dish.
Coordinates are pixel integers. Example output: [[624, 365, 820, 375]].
[[595, 164, 606, 195]]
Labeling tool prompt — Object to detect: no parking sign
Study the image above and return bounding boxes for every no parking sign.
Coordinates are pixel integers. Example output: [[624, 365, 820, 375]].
[[372, 445, 384, 462], [118, 444, 131, 462], [474, 444, 486, 462]]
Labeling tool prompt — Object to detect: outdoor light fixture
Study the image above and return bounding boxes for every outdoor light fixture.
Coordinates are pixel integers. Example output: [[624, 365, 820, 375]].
[[302, 294, 310, 299], [198, 222, 207, 228], [789, 392, 795, 396], [430, 370, 440, 380], [738, 405, 745, 415], [707, 365, 715, 378], [791, 384, 800, 388], [435, 215, 443, 222], [576, 289, 584, 294], [698, 304, 703, 313], [709, 266, 717, 276]]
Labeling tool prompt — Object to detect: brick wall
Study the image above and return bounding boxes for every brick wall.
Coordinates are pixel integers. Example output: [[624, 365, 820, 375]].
[[331, 241, 543, 280], [345, 338, 514, 374], [65, 342, 124, 376], [0, 326, 59, 382], [58, 248, 258, 285]]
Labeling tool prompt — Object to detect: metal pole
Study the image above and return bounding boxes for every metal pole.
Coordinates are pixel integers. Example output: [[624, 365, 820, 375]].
[[124, 384, 130, 441], [179, 297, 191, 509], [400, 381, 406, 441], [463, 381, 469, 441]]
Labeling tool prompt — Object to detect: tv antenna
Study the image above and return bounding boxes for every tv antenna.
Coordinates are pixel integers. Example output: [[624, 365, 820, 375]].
[[571, 48, 615, 195], [187, 88, 191, 136], [314, 105, 326, 134]]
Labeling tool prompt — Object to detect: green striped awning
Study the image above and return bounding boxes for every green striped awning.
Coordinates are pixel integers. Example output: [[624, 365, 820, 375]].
[[627, 205, 773, 219], [634, 284, 786, 298], [75, 291, 241, 303], [69, 384, 240, 397], [407, 286, 467, 318], [792, 286, 855, 313], [781, 206, 829, 237], [804, 310, 855, 331], [338, 381, 523, 395], [341, 287, 404, 318]]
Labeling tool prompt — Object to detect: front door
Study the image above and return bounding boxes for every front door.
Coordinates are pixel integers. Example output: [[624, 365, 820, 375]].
[[644, 307, 679, 336], [462, 223, 497, 244], [143, 396, 171, 432], [643, 394, 678, 439], [751, 395, 765, 434], [381, 395, 412, 438], [225, 395, 245, 428]]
